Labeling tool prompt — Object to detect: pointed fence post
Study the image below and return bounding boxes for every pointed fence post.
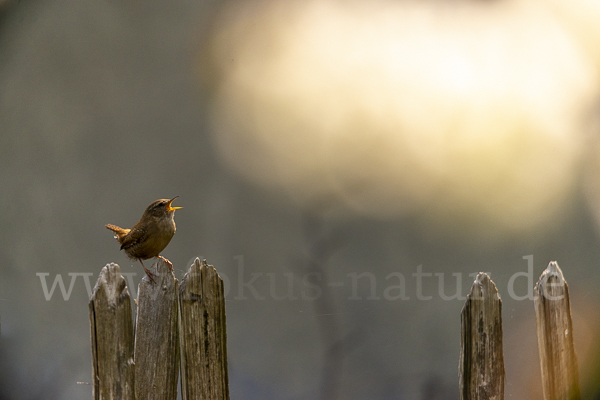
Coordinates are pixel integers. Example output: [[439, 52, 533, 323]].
[[459, 272, 505, 400], [89, 263, 135, 400], [534, 261, 580, 400], [134, 258, 180, 400], [179, 258, 230, 400]]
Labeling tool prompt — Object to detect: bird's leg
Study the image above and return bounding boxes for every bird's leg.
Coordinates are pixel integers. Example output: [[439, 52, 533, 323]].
[[158, 255, 174, 271], [139, 259, 157, 284]]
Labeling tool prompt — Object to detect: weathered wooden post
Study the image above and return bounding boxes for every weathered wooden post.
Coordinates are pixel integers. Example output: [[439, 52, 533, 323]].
[[89, 263, 135, 400], [459, 272, 504, 400], [134, 258, 180, 400], [179, 258, 230, 400], [534, 261, 580, 400]]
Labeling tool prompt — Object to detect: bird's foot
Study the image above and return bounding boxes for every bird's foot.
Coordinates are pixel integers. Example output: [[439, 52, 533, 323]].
[[139, 259, 157, 284], [158, 255, 174, 270], [144, 269, 157, 284]]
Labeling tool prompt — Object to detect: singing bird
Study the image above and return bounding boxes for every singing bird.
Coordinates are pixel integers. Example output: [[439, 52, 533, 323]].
[[105, 197, 182, 283]]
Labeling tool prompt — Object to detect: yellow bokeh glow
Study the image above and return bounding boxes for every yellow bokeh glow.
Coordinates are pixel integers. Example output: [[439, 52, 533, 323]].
[[205, 0, 599, 235]]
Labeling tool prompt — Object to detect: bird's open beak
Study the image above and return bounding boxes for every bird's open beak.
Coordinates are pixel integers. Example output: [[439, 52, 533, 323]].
[[167, 196, 183, 211]]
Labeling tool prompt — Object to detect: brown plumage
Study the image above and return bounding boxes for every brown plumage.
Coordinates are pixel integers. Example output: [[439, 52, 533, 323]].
[[106, 197, 182, 283]]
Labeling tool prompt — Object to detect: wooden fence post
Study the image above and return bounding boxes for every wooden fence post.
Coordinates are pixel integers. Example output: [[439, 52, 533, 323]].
[[459, 272, 505, 400], [534, 261, 580, 400], [179, 258, 230, 400], [89, 263, 135, 400], [134, 258, 180, 400]]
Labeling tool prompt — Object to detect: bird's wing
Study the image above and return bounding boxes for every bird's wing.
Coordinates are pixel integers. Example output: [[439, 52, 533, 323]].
[[119, 228, 148, 251]]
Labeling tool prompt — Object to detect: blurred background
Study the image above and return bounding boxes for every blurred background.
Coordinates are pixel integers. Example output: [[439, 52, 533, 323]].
[[1, 0, 600, 398]]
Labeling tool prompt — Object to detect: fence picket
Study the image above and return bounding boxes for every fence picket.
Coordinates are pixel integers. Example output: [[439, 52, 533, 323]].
[[534, 261, 580, 400], [133, 258, 180, 400], [89, 263, 135, 400], [459, 272, 505, 400], [179, 258, 230, 400]]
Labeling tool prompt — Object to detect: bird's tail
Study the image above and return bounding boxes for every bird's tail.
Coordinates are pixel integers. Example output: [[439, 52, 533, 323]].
[[105, 224, 130, 243]]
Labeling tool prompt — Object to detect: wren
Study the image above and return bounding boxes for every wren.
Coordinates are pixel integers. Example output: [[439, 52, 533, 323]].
[[106, 197, 182, 283]]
